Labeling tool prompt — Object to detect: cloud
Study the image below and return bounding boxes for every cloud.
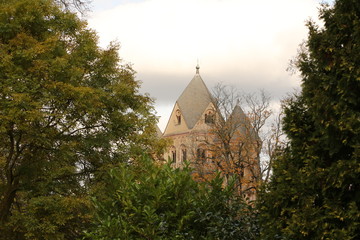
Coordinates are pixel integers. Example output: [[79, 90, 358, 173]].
[[88, 0, 324, 130]]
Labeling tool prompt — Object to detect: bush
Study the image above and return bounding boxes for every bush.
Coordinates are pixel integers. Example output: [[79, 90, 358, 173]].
[[86, 156, 259, 240]]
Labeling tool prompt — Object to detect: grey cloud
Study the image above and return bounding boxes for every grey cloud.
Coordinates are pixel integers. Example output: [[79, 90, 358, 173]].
[[138, 70, 301, 108]]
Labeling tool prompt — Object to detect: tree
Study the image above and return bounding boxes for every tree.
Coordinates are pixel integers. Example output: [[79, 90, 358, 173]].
[[196, 83, 284, 198], [259, 0, 360, 239], [0, 0, 160, 238], [86, 156, 259, 240]]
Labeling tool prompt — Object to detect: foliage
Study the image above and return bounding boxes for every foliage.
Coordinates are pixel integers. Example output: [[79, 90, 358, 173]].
[[0, 0, 161, 238], [259, 0, 360, 239], [6, 195, 92, 239], [86, 156, 259, 240]]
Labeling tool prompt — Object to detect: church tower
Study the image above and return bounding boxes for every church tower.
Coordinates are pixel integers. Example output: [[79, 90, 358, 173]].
[[162, 65, 259, 199], [163, 65, 215, 169]]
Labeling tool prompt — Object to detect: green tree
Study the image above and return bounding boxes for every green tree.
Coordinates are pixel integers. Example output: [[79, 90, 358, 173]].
[[87, 156, 259, 240], [259, 0, 360, 239], [0, 0, 160, 238]]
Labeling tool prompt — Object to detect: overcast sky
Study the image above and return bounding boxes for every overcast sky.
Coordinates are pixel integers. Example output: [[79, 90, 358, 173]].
[[87, 0, 331, 131]]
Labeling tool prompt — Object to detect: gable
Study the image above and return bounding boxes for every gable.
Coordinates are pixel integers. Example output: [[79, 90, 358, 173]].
[[191, 102, 218, 130], [163, 103, 190, 136]]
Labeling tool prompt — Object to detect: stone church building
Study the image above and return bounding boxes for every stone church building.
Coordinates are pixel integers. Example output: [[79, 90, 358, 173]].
[[159, 65, 259, 199]]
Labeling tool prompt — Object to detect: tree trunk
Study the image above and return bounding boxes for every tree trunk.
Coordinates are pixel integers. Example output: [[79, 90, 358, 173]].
[[0, 181, 18, 223]]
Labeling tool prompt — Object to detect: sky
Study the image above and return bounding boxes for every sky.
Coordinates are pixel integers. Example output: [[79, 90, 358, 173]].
[[86, 0, 331, 131]]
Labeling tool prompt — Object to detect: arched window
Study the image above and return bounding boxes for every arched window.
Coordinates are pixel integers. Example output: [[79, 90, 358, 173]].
[[172, 150, 176, 163], [180, 145, 187, 162], [205, 110, 215, 124], [197, 147, 206, 162], [176, 110, 181, 125], [170, 146, 176, 163]]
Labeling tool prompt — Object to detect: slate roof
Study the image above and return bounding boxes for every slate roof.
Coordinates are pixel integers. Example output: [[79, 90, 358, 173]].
[[176, 66, 212, 129], [228, 104, 248, 132], [228, 104, 260, 141]]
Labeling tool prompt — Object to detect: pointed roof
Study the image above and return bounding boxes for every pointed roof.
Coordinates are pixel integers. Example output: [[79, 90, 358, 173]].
[[228, 104, 248, 132], [177, 65, 212, 129], [228, 104, 260, 141], [230, 104, 247, 122]]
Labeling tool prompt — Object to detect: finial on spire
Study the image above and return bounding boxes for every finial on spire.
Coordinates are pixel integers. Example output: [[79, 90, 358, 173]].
[[196, 60, 200, 74]]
